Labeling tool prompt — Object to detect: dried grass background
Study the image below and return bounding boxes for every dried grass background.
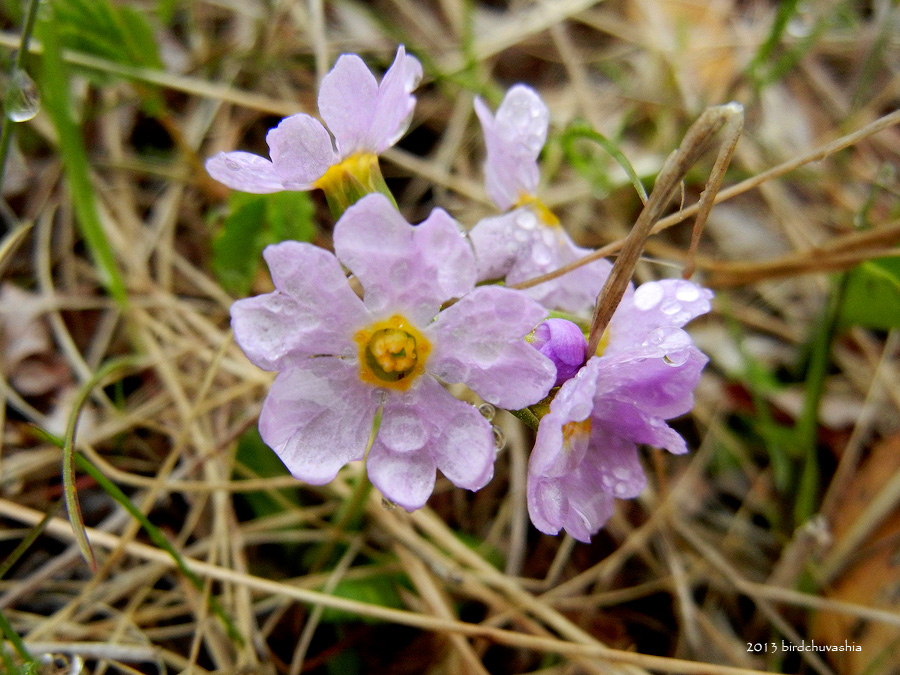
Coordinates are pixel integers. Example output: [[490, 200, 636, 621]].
[[1, 0, 900, 674]]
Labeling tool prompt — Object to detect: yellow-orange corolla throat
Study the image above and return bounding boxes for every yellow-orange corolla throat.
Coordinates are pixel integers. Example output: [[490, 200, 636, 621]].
[[354, 315, 431, 391]]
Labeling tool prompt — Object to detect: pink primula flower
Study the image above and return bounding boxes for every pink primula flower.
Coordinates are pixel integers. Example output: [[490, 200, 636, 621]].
[[527, 279, 713, 542], [231, 193, 556, 511], [469, 85, 611, 313], [206, 47, 422, 193]]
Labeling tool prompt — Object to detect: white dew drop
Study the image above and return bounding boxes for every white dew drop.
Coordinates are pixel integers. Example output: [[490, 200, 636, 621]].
[[633, 282, 664, 310], [5, 68, 40, 123], [223, 156, 241, 170], [492, 425, 506, 451], [477, 402, 496, 422]]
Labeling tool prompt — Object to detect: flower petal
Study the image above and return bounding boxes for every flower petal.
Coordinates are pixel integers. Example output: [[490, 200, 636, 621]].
[[587, 429, 647, 499], [369, 46, 423, 152], [334, 194, 475, 324], [367, 439, 437, 511], [318, 54, 379, 155], [230, 242, 368, 370], [606, 280, 713, 356], [475, 85, 548, 210], [267, 113, 338, 187], [469, 207, 612, 314], [428, 286, 555, 409], [417, 377, 495, 491], [205, 151, 286, 193], [592, 336, 709, 419], [259, 361, 380, 484], [369, 377, 494, 507]]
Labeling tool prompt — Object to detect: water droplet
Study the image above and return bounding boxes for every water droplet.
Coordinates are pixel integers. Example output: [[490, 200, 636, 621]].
[[381, 496, 397, 510], [660, 299, 682, 316], [514, 228, 529, 242], [5, 68, 40, 122], [663, 350, 689, 367], [515, 211, 538, 230], [532, 244, 552, 265], [492, 425, 506, 451], [223, 156, 241, 170], [478, 402, 496, 421], [390, 261, 409, 284], [675, 284, 700, 302], [633, 282, 663, 310]]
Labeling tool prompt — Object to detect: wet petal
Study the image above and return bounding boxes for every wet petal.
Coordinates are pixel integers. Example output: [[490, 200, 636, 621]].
[[334, 194, 475, 324], [586, 430, 646, 499], [468, 211, 521, 282], [259, 362, 380, 485], [428, 286, 555, 409], [205, 151, 286, 193], [318, 54, 379, 155], [267, 113, 338, 186], [606, 280, 713, 356], [369, 46, 423, 152], [231, 242, 368, 370], [475, 85, 548, 209], [367, 440, 437, 511]]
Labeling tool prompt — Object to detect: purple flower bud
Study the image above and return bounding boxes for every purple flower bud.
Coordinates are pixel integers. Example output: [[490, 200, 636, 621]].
[[531, 318, 587, 386]]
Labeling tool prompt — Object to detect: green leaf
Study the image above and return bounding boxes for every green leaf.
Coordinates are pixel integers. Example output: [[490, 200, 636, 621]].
[[838, 256, 900, 330], [319, 576, 406, 625], [212, 191, 317, 297], [234, 428, 299, 519], [51, 0, 165, 114]]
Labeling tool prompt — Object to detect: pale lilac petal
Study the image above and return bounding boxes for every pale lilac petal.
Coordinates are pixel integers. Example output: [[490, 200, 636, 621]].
[[259, 361, 380, 484], [527, 471, 615, 542], [231, 242, 368, 370], [334, 194, 475, 324], [368, 377, 493, 510], [470, 207, 612, 313], [475, 85, 548, 209], [421, 380, 495, 491], [427, 286, 555, 409], [367, 440, 437, 511], [591, 399, 689, 455], [502, 216, 611, 314], [318, 54, 379, 155], [469, 212, 521, 282], [606, 280, 713, 356], [588, 430, 646, 499], [205, 151, 286, 193], [593, 334, 708, 419], [267, 114, 338, 187], [527, 475, 567, 536], [369, 46, 423, 152]]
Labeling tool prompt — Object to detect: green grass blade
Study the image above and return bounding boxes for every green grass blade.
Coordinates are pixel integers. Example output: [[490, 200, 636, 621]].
[[73, 453, 246, 646], [36, 8, 130, 310], [0, 606, 33, 665], [0, 500, 63, 581], [559, 122, 648, 204]]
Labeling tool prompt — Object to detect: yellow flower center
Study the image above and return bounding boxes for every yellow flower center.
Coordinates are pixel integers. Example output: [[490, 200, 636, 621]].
[[562, 419, 592, 447], [314, 153, 379, 192], [354, 315, 431, 391], [515, 193, 560, 227], [313, 152, 394, 218]]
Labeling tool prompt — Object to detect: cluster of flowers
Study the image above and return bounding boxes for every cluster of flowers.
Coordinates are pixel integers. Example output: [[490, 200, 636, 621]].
[[207, 47, 712, 542]]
